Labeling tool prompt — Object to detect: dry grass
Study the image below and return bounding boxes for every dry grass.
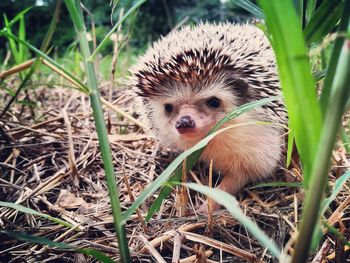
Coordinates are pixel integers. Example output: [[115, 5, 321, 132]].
[[0, 78, 349, 262]]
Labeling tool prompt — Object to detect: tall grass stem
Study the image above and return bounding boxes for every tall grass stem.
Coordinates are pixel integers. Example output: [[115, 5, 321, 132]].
[[64, 0, 130, 261]]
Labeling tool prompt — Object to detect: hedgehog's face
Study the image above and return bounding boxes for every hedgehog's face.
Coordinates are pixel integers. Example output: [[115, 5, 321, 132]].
[[147, 84, 237, 150]]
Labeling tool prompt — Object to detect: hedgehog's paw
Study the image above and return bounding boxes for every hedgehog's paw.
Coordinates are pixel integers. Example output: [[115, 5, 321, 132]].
[[195, 200, 221, 215]]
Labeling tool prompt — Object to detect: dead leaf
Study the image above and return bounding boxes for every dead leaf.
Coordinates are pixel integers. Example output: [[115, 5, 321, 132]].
[[55, 189, 89, 210]]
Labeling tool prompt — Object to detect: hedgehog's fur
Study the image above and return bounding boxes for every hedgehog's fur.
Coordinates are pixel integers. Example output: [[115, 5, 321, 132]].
[[131, 22, 287, 210]]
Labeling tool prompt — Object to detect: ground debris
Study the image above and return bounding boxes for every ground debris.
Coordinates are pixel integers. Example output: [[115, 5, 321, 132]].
[[0, 85, 349, 262]]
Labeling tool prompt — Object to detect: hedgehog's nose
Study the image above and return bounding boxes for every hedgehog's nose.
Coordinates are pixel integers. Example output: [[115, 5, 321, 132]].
[[175, 116, 196, 130]]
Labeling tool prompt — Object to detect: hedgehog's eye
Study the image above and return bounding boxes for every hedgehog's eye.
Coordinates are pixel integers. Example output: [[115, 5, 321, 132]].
[[206, 97, 221, 108], [164, 104, 173, 113]]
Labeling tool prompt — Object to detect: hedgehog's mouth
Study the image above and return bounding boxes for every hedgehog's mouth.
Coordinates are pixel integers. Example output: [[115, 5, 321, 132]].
[[177, 127, 197, 135], [177, 123, 214, 139], [177, 128, 207, 142]]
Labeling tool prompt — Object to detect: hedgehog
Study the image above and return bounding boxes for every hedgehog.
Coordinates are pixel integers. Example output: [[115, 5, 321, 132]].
[[131, 22, 287, 212]]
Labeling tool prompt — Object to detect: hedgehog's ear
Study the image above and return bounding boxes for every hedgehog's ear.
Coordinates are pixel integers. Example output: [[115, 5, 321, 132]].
[[225, 77, 249, 97], [233, 78, 249, 95]]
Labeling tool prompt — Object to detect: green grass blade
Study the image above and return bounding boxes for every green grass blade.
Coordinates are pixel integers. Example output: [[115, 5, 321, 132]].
[[125, 96, 280, 222], [321, 171, 350, 215], [313, 68, 327, 83], [1, 231, 115, 263], [304, 0, 343, 44], [305, 0, 317, 23], [145, 150, 202, 222], [231, 0, 264, 20], [186, 183, 281, 258], [319, 1, 350, 114], [210, 96, 281, 132], [0, 201, 75, 229], [39, 1, 62, 52], [323, 223, 350, 248], [146, 185, 173, 222], [292, 4, 350, 261], [19, 14, 27, 62], [4, 15, 21, 65], [258, 0, 322, 187], [2, 87, 16, 96], [90, 0, 147, 59], [1, 7, 32, 29]]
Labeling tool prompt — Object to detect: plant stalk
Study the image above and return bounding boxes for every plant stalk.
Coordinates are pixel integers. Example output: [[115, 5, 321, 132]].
[[64, 0, 130, 262]]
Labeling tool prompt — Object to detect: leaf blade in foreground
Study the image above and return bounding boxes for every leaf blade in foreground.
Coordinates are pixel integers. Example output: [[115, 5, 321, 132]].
[[258, 0, 322, 186], [0, 201, 75, 229], [186, 183, 281, 259], [1, 231, 115, 263]]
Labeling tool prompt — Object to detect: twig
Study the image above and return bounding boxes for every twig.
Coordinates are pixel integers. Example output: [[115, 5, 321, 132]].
[[172, 231, 183, 263], [100, 97, 148, 130], [181, 231, 257, 262], [122, 165, 148, 233], [207, 159, 213, 236], [312, 239, 331, 263], [140, 235, 166, 263]]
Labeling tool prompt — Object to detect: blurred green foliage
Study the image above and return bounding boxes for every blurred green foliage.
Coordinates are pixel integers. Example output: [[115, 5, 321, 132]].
[[0, 0, 252, 58]]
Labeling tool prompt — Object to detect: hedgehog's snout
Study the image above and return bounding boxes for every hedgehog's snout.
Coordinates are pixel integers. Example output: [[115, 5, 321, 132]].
[[175, 115, 196, 134]]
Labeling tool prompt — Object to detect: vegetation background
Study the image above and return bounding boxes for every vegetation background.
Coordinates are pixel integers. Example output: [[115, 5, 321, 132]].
[[0, 0, 251, 75]]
